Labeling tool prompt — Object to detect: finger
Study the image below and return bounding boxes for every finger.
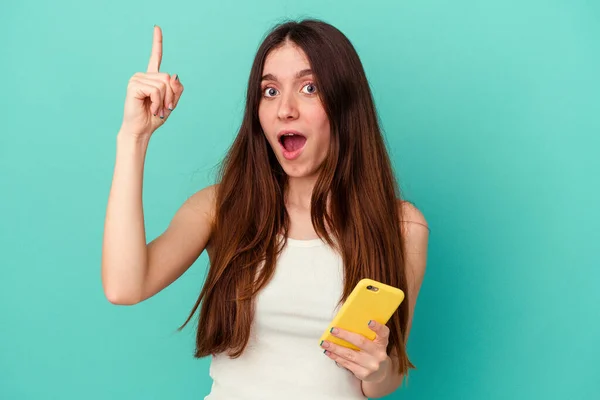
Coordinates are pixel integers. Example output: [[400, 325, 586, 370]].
[[162, 75, 175, 112], [133, 73, 175, 113], [367, 320, 390, 345], [130, 76, 164, 115], [147, 25, 163, 73], [169, 74, 184, 109], [321, 340, 370, 367], [130, 76, 164, 116], [145, 73, 175, 115], [324, 349, 370, 377], [329, 327, 378, 353]]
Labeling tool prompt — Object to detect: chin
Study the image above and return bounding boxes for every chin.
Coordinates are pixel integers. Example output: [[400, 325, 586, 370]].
[[280, 162, 322, 179], [281, 165, 308, 177]]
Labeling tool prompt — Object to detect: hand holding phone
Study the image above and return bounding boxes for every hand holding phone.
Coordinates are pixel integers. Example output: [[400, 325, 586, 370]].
[[318, 278, 405, 382], [319, 278, 405, 350]]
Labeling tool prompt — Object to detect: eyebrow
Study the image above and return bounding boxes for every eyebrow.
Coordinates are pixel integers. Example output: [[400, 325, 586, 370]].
[[261, 68, 313, 82]]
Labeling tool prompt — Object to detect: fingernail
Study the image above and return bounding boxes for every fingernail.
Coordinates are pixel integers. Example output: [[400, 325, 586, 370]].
[[368, 320, 374, 326], [320, 340, 323, 346], [330, 327, 338, 335], [321, 341, 329, 348], [168, 103, 173, 111], [175, 74, 179, 81], [323, 350, 328, 355]]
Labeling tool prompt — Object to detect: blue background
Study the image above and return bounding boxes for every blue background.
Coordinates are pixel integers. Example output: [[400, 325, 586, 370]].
[[2, 0, 599, 398]]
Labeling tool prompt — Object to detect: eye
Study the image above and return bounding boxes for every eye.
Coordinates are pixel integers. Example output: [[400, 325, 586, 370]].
[[263, 87, 279, 97], [301, 83, 317, 95]]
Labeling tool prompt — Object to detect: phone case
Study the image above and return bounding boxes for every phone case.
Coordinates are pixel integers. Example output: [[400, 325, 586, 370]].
[[319, 278, 405, 351]]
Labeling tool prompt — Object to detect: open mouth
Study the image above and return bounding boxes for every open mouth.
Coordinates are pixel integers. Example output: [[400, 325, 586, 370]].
[[279, 133, 307, 151], [278, 132, 307, 160]]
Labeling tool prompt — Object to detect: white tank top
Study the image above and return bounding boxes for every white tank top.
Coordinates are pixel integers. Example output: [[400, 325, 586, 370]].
[[204, 236, 366, 400]]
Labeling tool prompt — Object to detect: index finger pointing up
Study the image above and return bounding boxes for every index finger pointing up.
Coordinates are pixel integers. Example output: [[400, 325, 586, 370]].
[[147, 25, 163, 73]]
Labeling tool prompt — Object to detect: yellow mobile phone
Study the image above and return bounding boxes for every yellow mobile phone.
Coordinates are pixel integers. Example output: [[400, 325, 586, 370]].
[[319, 278, 405, 351]]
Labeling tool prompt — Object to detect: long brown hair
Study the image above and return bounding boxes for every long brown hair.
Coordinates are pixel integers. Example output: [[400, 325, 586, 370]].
[[179, 19, 414, 377]]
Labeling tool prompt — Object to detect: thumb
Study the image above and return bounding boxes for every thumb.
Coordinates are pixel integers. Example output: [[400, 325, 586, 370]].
[[368, 320, 390, 345]]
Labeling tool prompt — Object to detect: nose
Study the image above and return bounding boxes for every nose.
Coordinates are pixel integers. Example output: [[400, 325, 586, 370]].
[[277, 91, 299, 121]]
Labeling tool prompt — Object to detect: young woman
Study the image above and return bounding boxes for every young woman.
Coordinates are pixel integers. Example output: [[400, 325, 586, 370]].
[[102, 19, 429, 399]]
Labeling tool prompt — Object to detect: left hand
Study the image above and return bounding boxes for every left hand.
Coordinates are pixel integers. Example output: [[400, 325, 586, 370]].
[[321, 320, 391, 383]]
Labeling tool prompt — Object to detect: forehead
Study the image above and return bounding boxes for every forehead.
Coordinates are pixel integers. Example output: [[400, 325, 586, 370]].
[[262, 42, 311, 77]]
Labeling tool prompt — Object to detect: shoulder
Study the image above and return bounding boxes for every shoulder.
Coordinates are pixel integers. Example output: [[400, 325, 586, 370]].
[[396, 200, 429, 276], [185, 183, 219, 223], [398, 200, 428, 231], [389, 200, 429, 347]]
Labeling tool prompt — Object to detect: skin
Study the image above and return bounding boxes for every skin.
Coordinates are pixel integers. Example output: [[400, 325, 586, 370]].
[[258, 41, 331, 215], [256, 40, 430, 398], [322, 205, 429, 398], [107, 25, 429, 399]]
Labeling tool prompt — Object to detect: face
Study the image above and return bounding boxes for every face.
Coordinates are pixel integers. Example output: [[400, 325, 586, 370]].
[[258, 42, 331, 178]]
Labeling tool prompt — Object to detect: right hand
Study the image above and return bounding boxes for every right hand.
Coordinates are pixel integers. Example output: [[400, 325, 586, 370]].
[[119, 25, 184, 139]]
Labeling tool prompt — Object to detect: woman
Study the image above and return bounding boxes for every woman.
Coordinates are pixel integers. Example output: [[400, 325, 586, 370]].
[[102, 19, 429, 399]]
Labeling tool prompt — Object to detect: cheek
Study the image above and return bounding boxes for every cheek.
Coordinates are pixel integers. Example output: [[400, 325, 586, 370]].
[[258, 101, 275, 124], [258, 105, 275, 142], [313, 109, 331, 146], [258, 104, 267, 129]]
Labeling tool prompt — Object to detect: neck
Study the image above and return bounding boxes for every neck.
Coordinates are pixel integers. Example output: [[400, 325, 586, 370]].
[[285, 174, 319, 210]]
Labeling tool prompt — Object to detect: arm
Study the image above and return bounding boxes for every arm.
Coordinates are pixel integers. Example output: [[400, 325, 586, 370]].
[[101, 132, 216, 305], [361, 201, 429, 398]]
